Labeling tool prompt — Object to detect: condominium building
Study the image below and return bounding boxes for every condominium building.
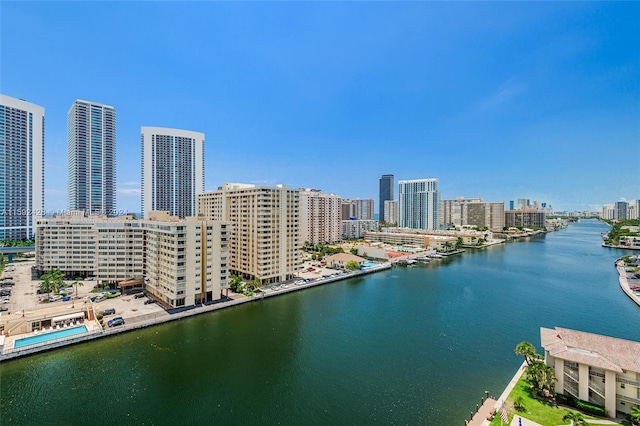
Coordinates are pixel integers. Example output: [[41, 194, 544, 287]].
[[441, 197, 482, 227], [0, 95, 45, 240], [198, 183, 299, 284], [353, 198, 375, 220], [68, 100, 116, 216], [383, 200, 398, 224], [629, 200, 639, 220], [505, 209, 546, 228], [379, 174, 394, 222], [35, 211, 228, 308], [341, 200, 355, 220], [541, 327, 640, 417], [398, 178, 440, 230], [141, 127, 204, 218], [299, 189, 342, 244], [342, 219, 378, 240], [465, 202, 505, 231], [602, 204, 615, 220], [614, 201, 629, 220]]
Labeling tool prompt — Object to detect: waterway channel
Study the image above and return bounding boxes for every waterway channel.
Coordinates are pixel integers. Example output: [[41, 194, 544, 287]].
[[0, 219, 638, 425]]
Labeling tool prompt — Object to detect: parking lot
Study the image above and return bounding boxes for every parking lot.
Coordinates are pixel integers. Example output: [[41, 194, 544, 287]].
[[0, 260, 166, 326]]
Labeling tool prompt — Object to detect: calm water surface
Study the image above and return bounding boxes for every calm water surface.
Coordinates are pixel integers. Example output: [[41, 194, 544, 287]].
[[1, 220, 638, 425]]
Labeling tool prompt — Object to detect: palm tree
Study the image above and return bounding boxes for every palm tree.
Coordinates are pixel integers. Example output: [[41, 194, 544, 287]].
[[40, 269, 65, 299], [562, 410, 587, 425], [515, 341, 541, 366], [630, 405, 640, 426], [71, 278, 84, 307]]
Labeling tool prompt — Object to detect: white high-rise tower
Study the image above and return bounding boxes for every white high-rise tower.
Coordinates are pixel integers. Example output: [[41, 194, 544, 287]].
[[68, 100, 116, 216], [141, 127, 204, 218], [398, 178, 440, 230], [0, 95, 45, 239]]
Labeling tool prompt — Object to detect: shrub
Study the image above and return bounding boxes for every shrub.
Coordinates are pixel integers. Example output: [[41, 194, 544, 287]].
[[96, 313, 103, 320], [574, 399, 606, 416]]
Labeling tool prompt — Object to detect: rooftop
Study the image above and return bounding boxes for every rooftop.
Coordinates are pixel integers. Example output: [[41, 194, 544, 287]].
[[540, 326, 640, 373]]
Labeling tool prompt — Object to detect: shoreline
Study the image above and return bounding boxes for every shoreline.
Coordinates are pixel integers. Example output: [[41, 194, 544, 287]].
[[0, 263, 391, 362], [615, 258, 640, 308]]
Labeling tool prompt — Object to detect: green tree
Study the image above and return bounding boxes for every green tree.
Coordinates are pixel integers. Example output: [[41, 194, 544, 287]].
[[562, 410, 587, 426], [71, 278, 84, 307], [514, 395, 525, 411], [228, 275, 242, 293], [630, 405, 640, 425], [345, 260, 360, 271], [455, 237, 463, 250], [40, 269, 65, 298], [349, 248, 358, 255], [515, 341, 541, 366], [525, 360, 556, 396]]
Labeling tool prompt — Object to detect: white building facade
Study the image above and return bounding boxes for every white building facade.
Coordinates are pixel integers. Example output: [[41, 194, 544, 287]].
[[398, 178, 440, 230], [383, 200, 398, 224], [68, 100, 116, 216], [541, 327, 640, 417], [342, 219, 378, 240], [141, 127, 204, 218], [0, 95, 45, 239]]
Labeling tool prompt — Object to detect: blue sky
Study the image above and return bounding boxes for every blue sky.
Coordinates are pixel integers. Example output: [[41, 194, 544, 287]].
[[2, 2, 638, 213]]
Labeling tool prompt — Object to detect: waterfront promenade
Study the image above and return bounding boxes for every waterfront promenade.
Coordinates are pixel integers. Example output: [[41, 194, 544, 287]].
[[616, 258, 640, 308], [0, 262, 391, 361]]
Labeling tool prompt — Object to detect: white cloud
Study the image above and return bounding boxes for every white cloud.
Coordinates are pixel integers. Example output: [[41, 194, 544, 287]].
[[479, 78, 526, 110]]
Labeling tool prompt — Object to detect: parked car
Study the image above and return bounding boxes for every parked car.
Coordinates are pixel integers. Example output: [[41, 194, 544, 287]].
[[85, 276, 96, 281], [134, 293, 145, 299], [144, 299, 156, 305], [101, 308, 116, 316], [0, 306, 8, 312], [107, 317, 125, 327], [62, 296, 71, 302]]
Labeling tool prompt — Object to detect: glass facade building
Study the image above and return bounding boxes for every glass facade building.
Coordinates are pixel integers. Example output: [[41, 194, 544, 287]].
[[0, 95, 45, 239], [68, 100, 116, 216]]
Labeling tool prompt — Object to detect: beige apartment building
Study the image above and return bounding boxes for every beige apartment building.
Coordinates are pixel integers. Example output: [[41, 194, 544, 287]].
[[505, 209, 547, 228], [299, 189, 342, 244], [35, 211, 229, 308], [541, 327, 640, 417], [441, 197, 505, 231], [198, 183, 299, 284]]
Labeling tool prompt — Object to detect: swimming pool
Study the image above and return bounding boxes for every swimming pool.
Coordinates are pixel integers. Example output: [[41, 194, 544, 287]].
[[14, 325, 89, 349], [361, 262, 378, 268]]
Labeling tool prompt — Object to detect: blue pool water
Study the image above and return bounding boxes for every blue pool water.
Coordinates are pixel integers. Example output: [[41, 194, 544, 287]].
[[14, 325, 89, 349], [361, 262, 378, 268]]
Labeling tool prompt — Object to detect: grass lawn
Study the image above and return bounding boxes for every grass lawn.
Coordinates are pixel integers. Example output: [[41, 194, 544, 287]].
[[488, 376, 629, 425]]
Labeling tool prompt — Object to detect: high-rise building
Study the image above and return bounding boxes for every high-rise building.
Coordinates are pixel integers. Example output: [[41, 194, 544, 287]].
[[299, 189, 342, 244], [383, 200, 398, 224], [353, 198, 374, 220], [341, 200, 355, 220], [68, 100, 116, 216], [198, 183, 299, 284], [517, 198, 530, 210], [614, 201, 628, 220], [141, 127, 204, 218], [379, 174, 394, 221], [509, 200, 514, 210], [441, 197, 483, 227], [505, 209, 546, 228], [0, 95, 45, 240], [398, 178, 440, 230], [630, 200, 640, 220]]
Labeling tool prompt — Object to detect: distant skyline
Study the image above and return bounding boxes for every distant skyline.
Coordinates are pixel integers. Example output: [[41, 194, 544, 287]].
[[2, 2, 638, 213]]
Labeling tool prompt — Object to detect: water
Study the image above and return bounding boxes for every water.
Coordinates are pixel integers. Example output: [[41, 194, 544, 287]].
[[13, 325, 89, 349], [1, 220, 638, 425]]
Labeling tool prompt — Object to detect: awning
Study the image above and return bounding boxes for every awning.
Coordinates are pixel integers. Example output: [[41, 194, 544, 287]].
[[51, 312, 85, 323], [119, 278, 144, 288]]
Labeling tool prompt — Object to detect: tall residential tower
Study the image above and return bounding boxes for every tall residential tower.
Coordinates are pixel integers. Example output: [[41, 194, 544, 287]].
[[68, 100, 116, 216], [398, 178, 440, 230], [379, 174, 394, 221], [141, 127, 204, 218], [0, 95, 45, 239]]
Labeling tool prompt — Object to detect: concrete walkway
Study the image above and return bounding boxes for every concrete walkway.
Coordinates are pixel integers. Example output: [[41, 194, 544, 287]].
[[510, 416, 542, 426]]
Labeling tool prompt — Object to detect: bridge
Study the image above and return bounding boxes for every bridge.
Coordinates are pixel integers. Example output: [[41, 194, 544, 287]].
[[0, 246, 35, 262]]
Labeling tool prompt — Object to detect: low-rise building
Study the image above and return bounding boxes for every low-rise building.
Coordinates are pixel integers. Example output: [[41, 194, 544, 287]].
[[325, 253, 366, 269], [342, 219, 378, 240], [541, 326, 640, 417], [505, 209, 546, 228], [35, 211, 229, 308]]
